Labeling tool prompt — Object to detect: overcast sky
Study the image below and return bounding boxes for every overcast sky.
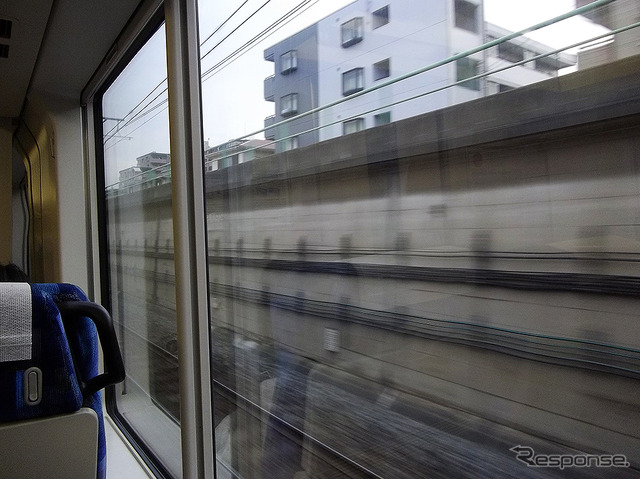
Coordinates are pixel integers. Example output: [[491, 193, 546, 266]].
[[485, 0, 609, 50]]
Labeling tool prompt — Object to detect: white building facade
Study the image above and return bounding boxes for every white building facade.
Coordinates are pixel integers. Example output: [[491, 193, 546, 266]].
[[314, 0, 485, 142], [484, 23, 576, 94], [264, 0, 575, 150], [204, 139, 275, 172], [575, 0, 640, 69]]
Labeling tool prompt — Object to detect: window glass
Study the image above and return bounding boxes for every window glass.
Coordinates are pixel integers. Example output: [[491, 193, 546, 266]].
[[373, 58, 390, 81], [194, 1, 640, 478], [455, 0, 479, 33], [281, 135, 299, 151], [456, 56, 481, 90], [372, 5, 390, 29], [343, 67, 365, 95], [280, 93, 298, 116], [535, 54, 561, 74], [498, 41, 525, 63], [374, 111, 391, 125], [342, 17, 364, 47], [280, 50, 297, 74], [343, 117, 365, 134], [101, 23, 181, 477]]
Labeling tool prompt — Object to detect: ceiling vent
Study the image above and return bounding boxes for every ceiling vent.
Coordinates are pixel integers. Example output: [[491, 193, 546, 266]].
[[0, 19, 12, 39]]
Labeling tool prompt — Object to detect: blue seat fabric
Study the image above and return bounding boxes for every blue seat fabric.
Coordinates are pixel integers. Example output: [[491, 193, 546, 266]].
[[0, 283, 106, 479]]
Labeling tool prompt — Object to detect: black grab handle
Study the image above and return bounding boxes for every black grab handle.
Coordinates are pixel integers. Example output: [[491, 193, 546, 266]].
[[57, 301, 126, 398]]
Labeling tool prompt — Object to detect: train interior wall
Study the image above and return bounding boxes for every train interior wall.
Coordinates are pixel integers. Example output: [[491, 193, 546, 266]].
[[1, 2, 639, 476]]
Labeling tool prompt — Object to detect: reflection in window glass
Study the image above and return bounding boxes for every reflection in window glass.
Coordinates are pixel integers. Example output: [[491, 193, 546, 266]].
[[373, 58, 391, 81], [498, 41, 525, 63], [343, 117, 365, 134], [195, 0, 640, 477], [281, 135, 298, 151], [101, 23, 181, 477], [455, 0, 479, 33], [342, 67, 365, 95], [342, 17, 364, 47], [280, 50, 297, 74], [374, 111, 391, 125], [456, 56, 481, 90], [280, 93, 298, 116], [372, 5, 390, 29]]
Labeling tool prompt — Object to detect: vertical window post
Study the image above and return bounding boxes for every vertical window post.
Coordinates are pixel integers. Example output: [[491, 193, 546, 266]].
[[165, 0, 214, 477]]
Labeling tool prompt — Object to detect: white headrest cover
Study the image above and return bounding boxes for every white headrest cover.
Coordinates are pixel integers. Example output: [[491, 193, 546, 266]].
[[0, 283, 32, 362]]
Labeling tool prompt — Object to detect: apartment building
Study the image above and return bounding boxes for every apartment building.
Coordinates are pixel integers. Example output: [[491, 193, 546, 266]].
[[204, 139, 274, 172], [117, 151, 170, 194], [263, 0, 576, 152], [576, 0, 640, 69], [484, 23, 575, 94]]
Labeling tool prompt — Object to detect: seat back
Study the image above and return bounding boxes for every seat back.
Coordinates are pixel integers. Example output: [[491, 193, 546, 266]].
[[0, 283, 124, 479]]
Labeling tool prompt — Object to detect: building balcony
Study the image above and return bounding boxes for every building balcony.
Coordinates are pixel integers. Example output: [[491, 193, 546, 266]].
[[264, 75, 275, 101], [264, 115, 276, 140], [575, 0, 612, 29]]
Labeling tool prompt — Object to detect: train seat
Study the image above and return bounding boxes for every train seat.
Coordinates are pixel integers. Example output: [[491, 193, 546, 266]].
[[0, 283, 124, 479]]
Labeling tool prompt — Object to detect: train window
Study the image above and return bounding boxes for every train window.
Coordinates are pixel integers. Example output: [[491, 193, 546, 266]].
[[195, 0, 640, 477], [90, 0, 640, 477], [100, 22, 181, 478]]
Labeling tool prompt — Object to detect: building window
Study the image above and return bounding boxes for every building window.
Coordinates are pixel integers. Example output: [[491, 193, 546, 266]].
[[220, 154, 239, 169], [456, 57, 480, 90], [342, 68, 364, 96], [280, 50, 297, 74], [373, 58, 390, 81], [343, 118, 365, 135], [535, 55, 559, 75], [281, 136, 298, 151], [280, 93, 298, 117], [372, 6, 389, 29], [487, 81, 515, 95], [342, 17, 363, 47], [497, 42, 524, 63], [454, 0, 478, 33], [374, 111, 391, 126]]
